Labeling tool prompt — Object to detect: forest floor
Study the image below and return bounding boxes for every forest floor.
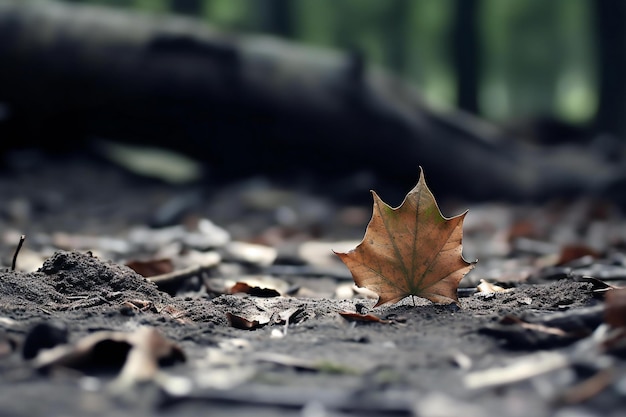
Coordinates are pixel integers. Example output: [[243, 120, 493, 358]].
[[0, 149, 625, 417]]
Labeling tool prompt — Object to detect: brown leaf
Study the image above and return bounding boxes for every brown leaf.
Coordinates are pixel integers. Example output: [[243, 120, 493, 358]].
[[117, 327, 185, 386], [556, 244, 600, 266], [477, 279, 508, 294], [338, 311, 391, 324], [335, 168, 476, 307], [605, 288, 626, 328], [126, 258, 174, 277], [579, 276, 618, 296]]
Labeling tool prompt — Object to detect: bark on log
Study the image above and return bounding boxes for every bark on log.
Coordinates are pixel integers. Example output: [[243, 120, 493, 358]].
[[0, 0, 621, 202]]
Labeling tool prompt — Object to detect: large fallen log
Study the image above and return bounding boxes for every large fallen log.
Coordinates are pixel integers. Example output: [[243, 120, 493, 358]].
[[0, 0, 622, 202]]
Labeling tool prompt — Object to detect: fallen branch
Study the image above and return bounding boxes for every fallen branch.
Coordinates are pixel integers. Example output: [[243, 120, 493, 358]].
[[0, 0, 623, 202]]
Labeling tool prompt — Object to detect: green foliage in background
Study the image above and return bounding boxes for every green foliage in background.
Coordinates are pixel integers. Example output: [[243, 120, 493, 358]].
[[59, 0, 597, 124]]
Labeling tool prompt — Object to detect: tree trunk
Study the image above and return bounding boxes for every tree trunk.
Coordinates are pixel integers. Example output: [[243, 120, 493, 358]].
[[593, 0, 626, 139], [384, 0, 410, 76], [451, 0, 481, 115], [258, 0, 293, 38], [170, 0, 202, 16]]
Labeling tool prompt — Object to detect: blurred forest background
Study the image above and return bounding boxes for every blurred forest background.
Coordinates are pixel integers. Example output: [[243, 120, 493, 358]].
[[60, 0, 625, 139]]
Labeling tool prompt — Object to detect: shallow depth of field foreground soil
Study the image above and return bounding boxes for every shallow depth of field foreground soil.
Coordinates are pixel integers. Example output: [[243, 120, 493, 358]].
[[0, 152, 625, 417]]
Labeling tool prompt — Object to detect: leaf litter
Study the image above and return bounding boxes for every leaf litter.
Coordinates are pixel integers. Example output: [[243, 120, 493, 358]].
[[2, 158, 626, 416]]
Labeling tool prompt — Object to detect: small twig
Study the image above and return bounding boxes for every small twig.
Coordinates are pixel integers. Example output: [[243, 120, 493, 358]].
[[558, 369, 613, 405], [37, 307, 53, 316], [11, 234, 25, 271], [66, 295, 90, 300]]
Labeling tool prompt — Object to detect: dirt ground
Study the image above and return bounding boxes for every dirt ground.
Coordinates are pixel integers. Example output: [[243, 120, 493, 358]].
[[0, 150, 625, 417]]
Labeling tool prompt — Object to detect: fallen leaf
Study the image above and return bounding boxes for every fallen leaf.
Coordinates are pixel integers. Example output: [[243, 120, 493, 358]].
[[226, 312, 270, 330], [95, 139, 203, 183], [335, 168, 476, 306], [205, 275, 289, 296], [507, 219, 539, 243], [116, 327, 186, 388], [229, 282, 281, 298], [605, 288, 626, 328], [22, 321, 68, 360], [556, 244, 600, 266], [338, 311, 391, 324], [126, 258, 174, 277], [278, 307, 305, 324], [477, 279, 508, 294], [579, 276, 619, 298]]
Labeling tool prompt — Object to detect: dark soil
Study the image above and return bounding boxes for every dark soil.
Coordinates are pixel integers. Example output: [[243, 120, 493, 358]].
[[0, 151, 624, 417]]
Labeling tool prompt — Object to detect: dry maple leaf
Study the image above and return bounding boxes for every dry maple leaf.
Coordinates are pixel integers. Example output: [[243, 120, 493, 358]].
[[335, 168, 476, 307]]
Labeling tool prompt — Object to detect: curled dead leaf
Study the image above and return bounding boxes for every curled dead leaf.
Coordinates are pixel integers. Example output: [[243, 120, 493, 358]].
[[339, 311, 391, 324], [335, 168, 476, 307], [556, 244, 600, 266], [126, 258, 174, 277], [477, 279, 508, 294], [226, 312, 270, 330], [580, 276, 618, 295]]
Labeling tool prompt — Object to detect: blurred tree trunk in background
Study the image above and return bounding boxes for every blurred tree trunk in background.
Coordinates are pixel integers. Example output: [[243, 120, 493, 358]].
[[594, 0, 626, 139], [0, 0, 621, 203], [171, 0, 202, 16], [258, 0, 293, 38], [452, 0, 480, 115], [46, 0, 600, 126], [384, 0, 410, 76]]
